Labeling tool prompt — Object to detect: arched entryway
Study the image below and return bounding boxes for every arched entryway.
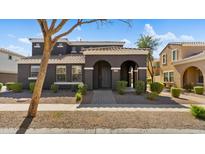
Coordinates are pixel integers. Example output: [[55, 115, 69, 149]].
[[93, 60, 112, 89], [120, 61, 138, 88], [183, 66, 204, 87]]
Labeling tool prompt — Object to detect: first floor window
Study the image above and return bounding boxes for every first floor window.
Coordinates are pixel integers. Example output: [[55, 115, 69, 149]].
[[163, 72, 169, 82], [30, 65, 40, 77], [164, 71, 174, 82], [56, 65, 66, 82], [72, 65, 82, 82]]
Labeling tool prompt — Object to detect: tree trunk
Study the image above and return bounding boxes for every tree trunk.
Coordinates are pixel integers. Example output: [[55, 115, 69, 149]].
[[27, 37, 52, 117]]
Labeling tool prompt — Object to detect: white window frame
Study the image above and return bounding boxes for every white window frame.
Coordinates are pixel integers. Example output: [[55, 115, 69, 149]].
[[56, 65, 67, 82], [171, 49, 178, 62], [30, 65, 40, 77], [72, 65, 82, 82], [34, 43, 41, 48], [162, 54, 167, 64], [57, 43, 64, 48], [163, 71, 174, 83]]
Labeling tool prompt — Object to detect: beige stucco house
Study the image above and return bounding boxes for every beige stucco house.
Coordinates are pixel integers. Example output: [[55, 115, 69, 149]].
[[159, 42, 205, 89]]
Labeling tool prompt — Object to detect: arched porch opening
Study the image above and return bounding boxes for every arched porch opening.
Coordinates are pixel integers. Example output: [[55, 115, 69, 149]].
[[120, 60, 138, 88], [183, 66, 204, 88]]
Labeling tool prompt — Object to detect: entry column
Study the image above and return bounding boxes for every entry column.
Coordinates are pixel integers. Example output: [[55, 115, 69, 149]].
[[84, 67, 94, 90], [111, 67, 121, 90], [138, 67, 147, 82]]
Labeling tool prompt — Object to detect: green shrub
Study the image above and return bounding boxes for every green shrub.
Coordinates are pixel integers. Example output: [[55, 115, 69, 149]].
[[29, 82, 35, 93], [146, 92, 158, 101], [10, 83, 23, 92], [75, 92, 82, 102], [183, 84, 193, 92], [171, 87, 181, 98], [116, 81, 128, 95], [6, 82, 15, 90], [150, 82, 164, 94], [0, 82, 3, 90], [147, 78, 152, 84], [191, 105, 205, 119], [51, 84, 59, 93], [135, 80, 145, 95], [194, 86, 204, 95], [78, 84, 87, 95]]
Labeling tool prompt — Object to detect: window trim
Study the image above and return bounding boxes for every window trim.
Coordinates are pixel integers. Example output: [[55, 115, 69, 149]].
[[56, 65, 67, 82], [30, 65, 40, 77], [171, 49, 178, 62], [34, 43, 41, 48], [162, 54, 167, 64], [163, 71, 174, 83], [57, 43, 64, 48], [71, 65, 82, 82]]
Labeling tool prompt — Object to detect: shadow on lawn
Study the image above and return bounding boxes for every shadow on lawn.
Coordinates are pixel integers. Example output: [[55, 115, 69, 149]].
[[16, 117, 33, 134]]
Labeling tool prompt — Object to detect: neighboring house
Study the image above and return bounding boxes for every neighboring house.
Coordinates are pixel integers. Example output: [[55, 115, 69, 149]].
[[147, 58, 160, 82], [159, 42, 205, 89], [0, 48, 24, 83], [18, 38, 148, 90]]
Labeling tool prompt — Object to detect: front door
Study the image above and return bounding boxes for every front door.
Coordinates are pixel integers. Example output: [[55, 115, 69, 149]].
[[101, 63, 111, 88]]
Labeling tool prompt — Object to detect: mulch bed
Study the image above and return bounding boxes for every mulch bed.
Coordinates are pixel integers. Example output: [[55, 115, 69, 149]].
[[0, 111, 205, 130]]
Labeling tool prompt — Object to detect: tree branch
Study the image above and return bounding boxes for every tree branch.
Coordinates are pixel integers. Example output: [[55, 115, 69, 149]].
[[52, 19, 69, 34], [37, 19, 46, 37], [49, 19, 57, 31]]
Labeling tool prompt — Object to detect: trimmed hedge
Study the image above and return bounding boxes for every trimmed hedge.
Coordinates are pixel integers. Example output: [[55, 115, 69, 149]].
[[78, 84, 87, 95], [194, 86, 204, 95], [6, 82, 15, 90], [75, 92, 82, 102], [29, 82, 35, 93], [135, 80, 145, 95], [116, 81, 128, 95], [10, 83, 23, 92], [51, 84, 59, 93], [171, 87, 181, 98], [150, 82, 164, 94], [146, 92, 158, 101], [0, 82, 3, 90], [191, 105, 205, 119]]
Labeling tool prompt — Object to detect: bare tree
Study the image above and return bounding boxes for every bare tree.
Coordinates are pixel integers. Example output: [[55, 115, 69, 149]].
[[27, 19, 106, 117]]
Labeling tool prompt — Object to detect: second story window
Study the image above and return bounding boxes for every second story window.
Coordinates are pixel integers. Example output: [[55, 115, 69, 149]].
[[172, 49, 178, 62], [162, 54, 167, 64], [56, 65, 66, 82], [71, 46, 77, 53], [30, 65, 40, 77], [57, 43, 64, 48], [34, 43, 41, 48], [8, 55, 12, 60]]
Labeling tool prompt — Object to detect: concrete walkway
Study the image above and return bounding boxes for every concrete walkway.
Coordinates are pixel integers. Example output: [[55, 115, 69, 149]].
[[0, 103, 192, 112], [1, 128, 205, 134], [91, 90, 116, 104]]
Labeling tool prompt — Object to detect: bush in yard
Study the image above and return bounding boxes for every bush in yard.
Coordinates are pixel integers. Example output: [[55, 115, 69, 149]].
[[10, 83, 23, 92], [29, 82, 35, 93], [194, 86, 204, 95], [78, 84, 87, 95], [6, 82, 15, 90], [150, 82, 164, 94], [191, 105, 205, 119], [0, 82, 3, 90], [171, 87, 181, 98], [51, 84, 59, 93], [135, 80, 145, 95], [147, 78, 152, 84], [75, 92, 82, 102], [116, 81, 128, 95], [183, 84, 193, 92], [146, 92, 158, 101]]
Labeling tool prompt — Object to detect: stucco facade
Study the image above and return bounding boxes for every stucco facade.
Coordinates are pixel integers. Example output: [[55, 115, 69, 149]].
[[159, 42, 205, 89]]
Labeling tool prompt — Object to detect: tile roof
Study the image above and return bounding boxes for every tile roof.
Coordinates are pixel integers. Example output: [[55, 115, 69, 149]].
[[168, 42, 205, 45], [0, 48, 25, 57], [18, 54, 85, 64], [82, 46, 149, 55]]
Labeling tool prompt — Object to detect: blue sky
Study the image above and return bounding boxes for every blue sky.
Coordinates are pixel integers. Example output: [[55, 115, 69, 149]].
[[1, 19, 205, 57]]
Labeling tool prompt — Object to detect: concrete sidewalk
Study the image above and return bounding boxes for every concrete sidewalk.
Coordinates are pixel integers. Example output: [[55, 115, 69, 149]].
[[0, 103, 192, 112], [1, 128, 205, 134]]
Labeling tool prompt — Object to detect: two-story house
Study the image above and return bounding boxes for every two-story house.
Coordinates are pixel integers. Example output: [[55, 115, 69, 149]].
[[0, 48, 24, 83], [17, 38, 149, 90], [160, 42, 205, 89]]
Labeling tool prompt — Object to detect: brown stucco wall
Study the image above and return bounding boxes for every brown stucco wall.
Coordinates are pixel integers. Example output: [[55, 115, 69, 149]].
[[0, 73, 17, 83]]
